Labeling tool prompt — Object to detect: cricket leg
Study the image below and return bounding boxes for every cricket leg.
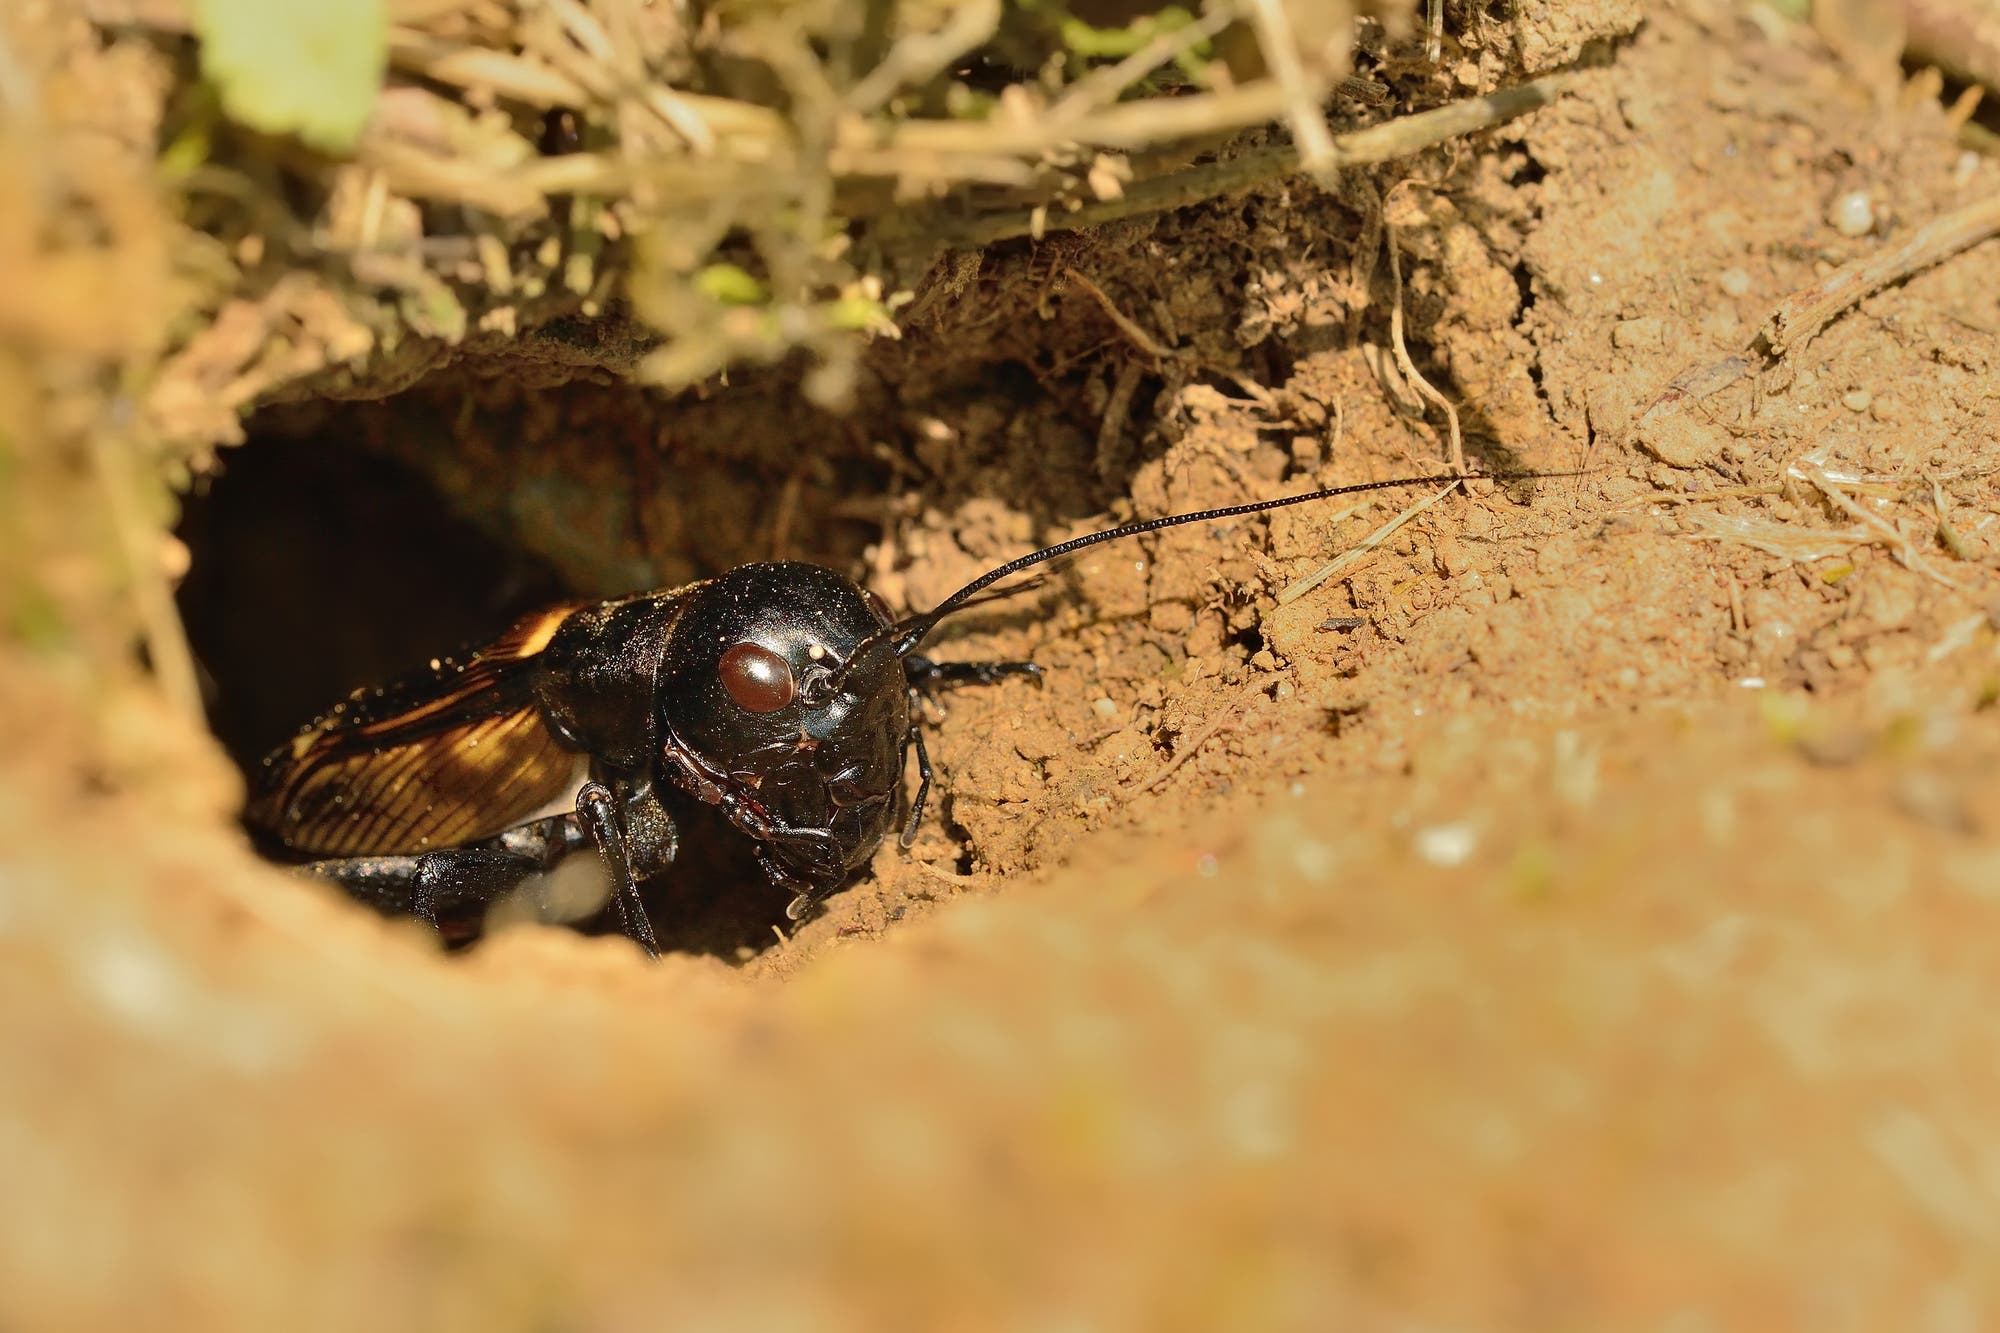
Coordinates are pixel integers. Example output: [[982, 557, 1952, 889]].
[[299, 810, 592, 944], [903, 655, 1043, 695]]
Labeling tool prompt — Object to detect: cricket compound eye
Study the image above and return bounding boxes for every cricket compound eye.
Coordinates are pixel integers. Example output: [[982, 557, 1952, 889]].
[[718, 642, 797, 713]]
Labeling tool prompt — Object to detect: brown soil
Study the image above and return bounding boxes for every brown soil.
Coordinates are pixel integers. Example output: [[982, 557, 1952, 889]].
[[5, 1, 2000, 1329]]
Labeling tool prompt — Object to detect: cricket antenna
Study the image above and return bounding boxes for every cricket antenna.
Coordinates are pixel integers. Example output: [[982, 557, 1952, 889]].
[[839, 467, 1588, 675]]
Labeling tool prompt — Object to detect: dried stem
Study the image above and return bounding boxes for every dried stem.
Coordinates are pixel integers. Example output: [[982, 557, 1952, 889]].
[[1247, 0, 1339, 182], [1756, 191, 2000, 359], [1791, 458, 1966, 592], [916, 70, 1586, 249], [844, 0, 1000, 114]]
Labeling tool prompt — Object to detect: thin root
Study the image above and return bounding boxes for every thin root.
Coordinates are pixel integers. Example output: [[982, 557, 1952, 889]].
[[1383, 183, 1466, 474]]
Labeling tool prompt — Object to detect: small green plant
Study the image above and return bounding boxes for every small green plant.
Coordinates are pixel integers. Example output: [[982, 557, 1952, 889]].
[[193, 0, 387, 153]]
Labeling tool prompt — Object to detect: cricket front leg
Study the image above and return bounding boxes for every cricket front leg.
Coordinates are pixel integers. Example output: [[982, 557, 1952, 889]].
[[903, 655, 1042, 695], [576, 778, 670, 958], [898, 655, 1040, 846]]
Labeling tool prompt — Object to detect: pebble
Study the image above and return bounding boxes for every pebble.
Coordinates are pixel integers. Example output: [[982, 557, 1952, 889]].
[[1829, 191, 1875, 237], [1092, 697, 1119, 719], [1717, 267, 1752, 298], [1842, 389, 1872, 412], [1612, 317, 1662, 349]]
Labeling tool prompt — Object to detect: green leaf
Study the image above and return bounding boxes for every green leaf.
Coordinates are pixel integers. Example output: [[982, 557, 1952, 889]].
[[825, 296, 893, 333], [693, 264, 769, 306], [194, 0, 387, 154]]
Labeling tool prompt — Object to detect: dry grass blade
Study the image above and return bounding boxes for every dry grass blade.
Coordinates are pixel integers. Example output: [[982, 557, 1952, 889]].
[[1276, 482, 1459, 606], [1136, 683, 1266, 794], [1682, 509, 1874, 561], [1930, 478, 1979, 562], [1790, 457, 1968, 592]]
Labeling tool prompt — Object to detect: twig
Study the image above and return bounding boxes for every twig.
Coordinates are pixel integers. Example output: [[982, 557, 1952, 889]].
[[1063, 267, 1178, 359], [1276, 481, 1458, 605], [844, 0, 1000, 115], [1248, 0, 1339, 182], [543, 0, 720, 154], [388, 34, 595, 109], [767, 458, 810, 562], [1346, 180, 1384, 344], [1095, 358, 1147, 478], [919, 70, 1587, 248], [888, 80, 1296, 158], [360, 138, 553, 217], [1756, 191, 2000, 360]]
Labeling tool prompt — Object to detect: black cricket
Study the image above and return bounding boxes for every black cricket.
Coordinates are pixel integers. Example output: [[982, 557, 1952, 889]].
[[249, 471, 1546, 954]]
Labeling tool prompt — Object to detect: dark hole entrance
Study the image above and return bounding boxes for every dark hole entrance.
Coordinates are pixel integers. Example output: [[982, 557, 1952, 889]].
[[176, 433, 567, 771], [174, 383, 867, 961]]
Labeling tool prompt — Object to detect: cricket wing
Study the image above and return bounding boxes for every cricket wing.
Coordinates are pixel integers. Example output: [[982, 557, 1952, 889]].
[[249, 605, 587, 857]]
